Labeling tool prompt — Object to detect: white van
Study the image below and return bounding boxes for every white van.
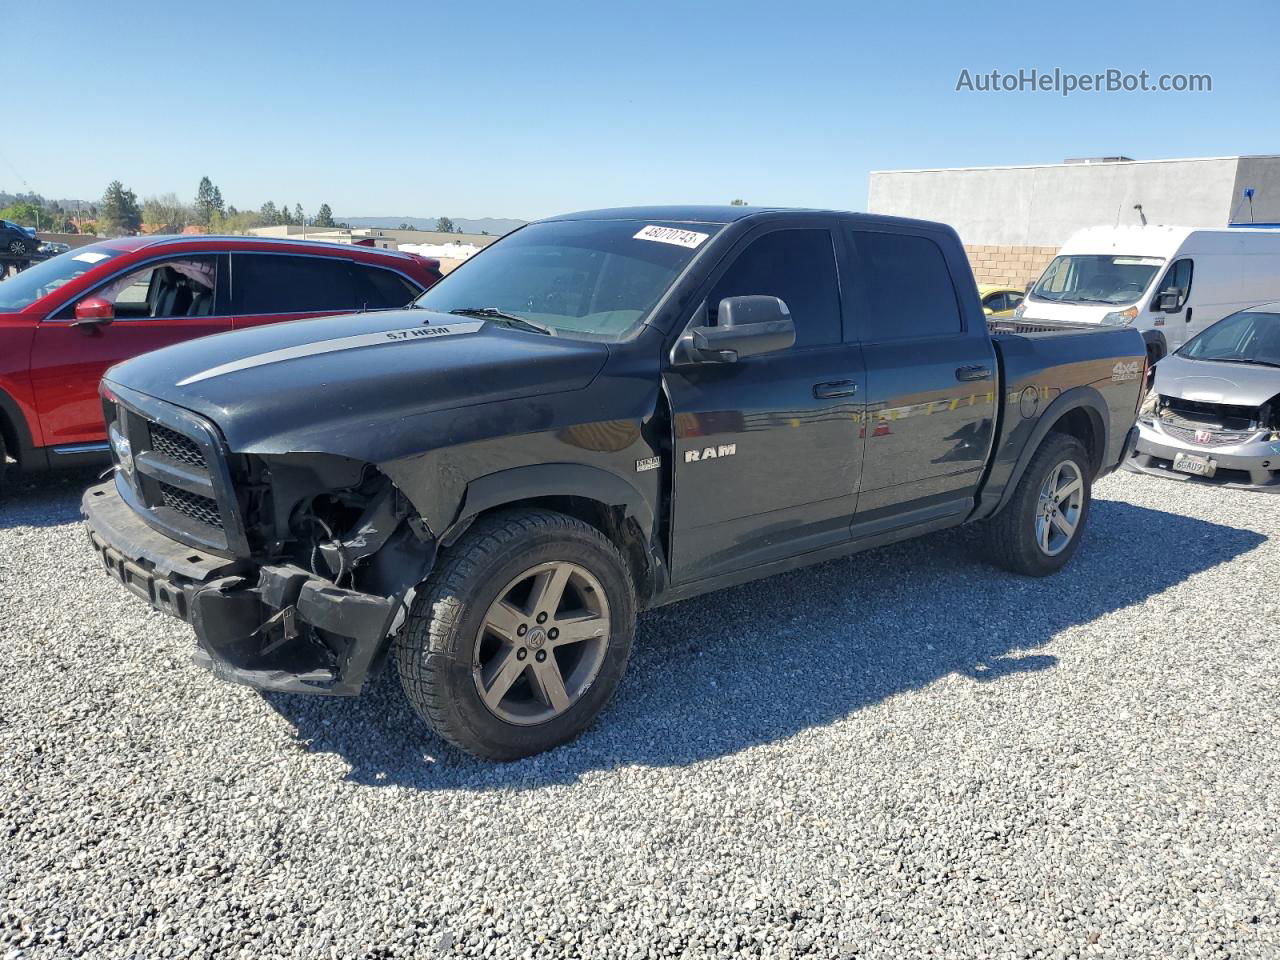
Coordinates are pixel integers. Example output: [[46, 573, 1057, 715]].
[[1015, 225, 1280, 361]]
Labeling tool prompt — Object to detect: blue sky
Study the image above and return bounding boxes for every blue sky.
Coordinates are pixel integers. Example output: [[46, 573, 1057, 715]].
[[8, 0, 1277, 220]]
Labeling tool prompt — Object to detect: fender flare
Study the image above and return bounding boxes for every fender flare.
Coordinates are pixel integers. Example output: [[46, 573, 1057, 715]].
[[444, 462, 656, 546], [991, 386, 1111, 517]]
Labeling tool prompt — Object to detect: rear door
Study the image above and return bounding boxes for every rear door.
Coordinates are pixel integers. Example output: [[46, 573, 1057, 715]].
[[844, 225, 998, 534], [28, 254, 230, 447], [663, 222, 866, 584]]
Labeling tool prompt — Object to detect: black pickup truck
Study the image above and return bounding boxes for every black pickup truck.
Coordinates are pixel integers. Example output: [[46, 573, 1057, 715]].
[[83, 206, 1145, 758]]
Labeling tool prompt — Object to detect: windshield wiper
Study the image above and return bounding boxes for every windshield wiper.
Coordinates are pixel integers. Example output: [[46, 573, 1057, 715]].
[[1197, 356, 1280, 368], [447, 307, 553, 335]]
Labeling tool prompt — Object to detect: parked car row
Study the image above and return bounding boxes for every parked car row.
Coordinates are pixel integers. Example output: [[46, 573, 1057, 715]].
[[1008, 224, 1280, 493], [6, 207, 1275, 760]]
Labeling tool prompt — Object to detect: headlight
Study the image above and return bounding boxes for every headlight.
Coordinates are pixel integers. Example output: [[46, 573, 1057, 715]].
[[1138, 389, 1159, 421], [1101, 307, 1139, 326]]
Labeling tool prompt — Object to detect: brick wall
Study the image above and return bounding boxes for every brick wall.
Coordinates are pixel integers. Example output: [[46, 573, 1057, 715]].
[[964, 243, 1059, 289]]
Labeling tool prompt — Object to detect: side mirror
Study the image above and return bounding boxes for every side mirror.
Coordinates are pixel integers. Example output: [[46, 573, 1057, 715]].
[[73, 297, 115, 328], [680, 295, 796, 364], [1157, 291, 1182, 314], [983, 306, 994, 316]]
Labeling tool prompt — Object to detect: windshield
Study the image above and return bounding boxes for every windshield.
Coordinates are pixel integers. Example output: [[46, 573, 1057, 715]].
[[1178, 308, 1280, 366], [412, 219, 721, 340], [1031, 254, 1163, 306], [0, 247, 122, 311]]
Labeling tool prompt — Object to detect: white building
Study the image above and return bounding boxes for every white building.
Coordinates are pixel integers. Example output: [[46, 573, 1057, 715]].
[[867, 155, 1280, 286]]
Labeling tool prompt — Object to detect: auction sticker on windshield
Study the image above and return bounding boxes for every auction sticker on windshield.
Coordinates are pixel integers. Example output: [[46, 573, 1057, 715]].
[[634, 225, 709, 249]]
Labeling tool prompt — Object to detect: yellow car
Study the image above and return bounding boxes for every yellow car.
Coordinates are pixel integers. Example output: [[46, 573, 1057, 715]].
[[978, 285, 1025, 319]]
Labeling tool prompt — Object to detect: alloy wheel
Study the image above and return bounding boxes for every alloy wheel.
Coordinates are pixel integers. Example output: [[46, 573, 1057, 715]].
[[1035, 459, 1084, 556], [473, 560, 611, 725]]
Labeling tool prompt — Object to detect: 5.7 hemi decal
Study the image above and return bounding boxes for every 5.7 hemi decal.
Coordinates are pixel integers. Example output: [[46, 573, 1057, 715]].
[[176, 321, 486, 386], [684, 443, 736, 463]]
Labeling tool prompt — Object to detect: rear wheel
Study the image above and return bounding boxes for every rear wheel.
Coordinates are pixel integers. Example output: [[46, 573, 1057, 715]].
[[984, 432, 1091, 576], [8, 238, 29, 257], [395, 509, 636, 760]]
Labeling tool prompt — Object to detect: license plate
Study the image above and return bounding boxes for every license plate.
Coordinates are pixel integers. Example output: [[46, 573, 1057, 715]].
[[1173, 451, 1217, 477]]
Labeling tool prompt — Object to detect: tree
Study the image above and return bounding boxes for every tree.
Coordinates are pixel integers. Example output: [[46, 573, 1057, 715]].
[[194, 176, 224, 227], [259, 201, 279, 226], [0, 201, 47, 229], [142, 193, 191, 233], [435, 216, 456, 234], [294, 204, 305, 227], [98, 181, 142, 236], [315, 204, 336, 228], [730, 198, 748, 206], [279, 201, 293, 226]]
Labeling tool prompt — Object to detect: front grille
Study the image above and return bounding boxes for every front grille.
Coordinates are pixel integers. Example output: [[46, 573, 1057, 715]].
[[159, 482, 224, 529], [150, 423, 205, 467], [108, 383, 247, 555], [1159, 422, 1257, 448], [1160, 397, 1258, 432]]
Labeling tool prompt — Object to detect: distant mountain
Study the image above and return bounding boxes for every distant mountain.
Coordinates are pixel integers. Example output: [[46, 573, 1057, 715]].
[[338, 216, 526, 236]]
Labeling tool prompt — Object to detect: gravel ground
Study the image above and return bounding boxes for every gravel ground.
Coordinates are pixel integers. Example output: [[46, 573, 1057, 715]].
[[2, 467, 1278, 959]]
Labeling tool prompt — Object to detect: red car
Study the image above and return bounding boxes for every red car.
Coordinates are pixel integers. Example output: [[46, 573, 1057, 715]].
[[0, 236, 441, 487]]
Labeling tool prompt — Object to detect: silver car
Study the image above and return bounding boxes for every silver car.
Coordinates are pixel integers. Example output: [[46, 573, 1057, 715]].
[[1127, 301, 1280, 491]]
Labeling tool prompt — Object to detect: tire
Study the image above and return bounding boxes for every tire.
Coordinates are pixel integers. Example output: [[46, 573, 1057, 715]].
[[983, 432, 1092, 577], [395, 508, 636, 760], [8, 239, 29, 257], [0, 430, 8, 497]]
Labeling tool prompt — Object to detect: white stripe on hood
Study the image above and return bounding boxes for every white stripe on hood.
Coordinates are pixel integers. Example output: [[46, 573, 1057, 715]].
[[175, 320, 485, 386]]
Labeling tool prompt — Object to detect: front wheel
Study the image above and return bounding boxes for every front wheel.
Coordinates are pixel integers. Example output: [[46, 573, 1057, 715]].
[[395, 509, 636, 760], [983, 432, 1091, 576], [8, 239, 30, 257]]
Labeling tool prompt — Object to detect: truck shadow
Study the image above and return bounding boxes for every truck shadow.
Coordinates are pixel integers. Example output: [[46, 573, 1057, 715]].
[[263, 498, 1265, 789], [0, 468, 103, 530]]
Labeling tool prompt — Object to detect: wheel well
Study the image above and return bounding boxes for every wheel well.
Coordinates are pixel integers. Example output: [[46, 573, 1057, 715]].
[[461, 495, 655, 603], [0, 408, 19, 465], [1048, 406, 1104, 476]]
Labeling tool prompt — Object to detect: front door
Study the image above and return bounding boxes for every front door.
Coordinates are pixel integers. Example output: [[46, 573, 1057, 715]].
[[664, 224, 866, 584], [29, 255, 230, 447], [1151, 258, 1195, 348]]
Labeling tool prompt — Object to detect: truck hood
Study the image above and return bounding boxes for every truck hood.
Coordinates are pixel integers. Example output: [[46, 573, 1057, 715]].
[[105, 309, 610, 454], [1153, 352, 1280, 406]]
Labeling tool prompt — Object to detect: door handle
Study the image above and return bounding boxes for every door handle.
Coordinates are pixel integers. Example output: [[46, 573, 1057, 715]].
[[813, 380, 859, 399], [956, 365, 992, 382], [1185, 307, 1193, 323]]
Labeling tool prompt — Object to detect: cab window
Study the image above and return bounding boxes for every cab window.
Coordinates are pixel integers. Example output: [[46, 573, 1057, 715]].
[[850, 231, 962, 340], [1155, 258, 1193, 310], [707, 229, 841, 348]]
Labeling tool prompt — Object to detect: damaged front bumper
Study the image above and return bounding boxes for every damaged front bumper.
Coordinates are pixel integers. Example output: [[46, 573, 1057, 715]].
[[83, 480, 401, 695], [1125, 421, 1280, 492]]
